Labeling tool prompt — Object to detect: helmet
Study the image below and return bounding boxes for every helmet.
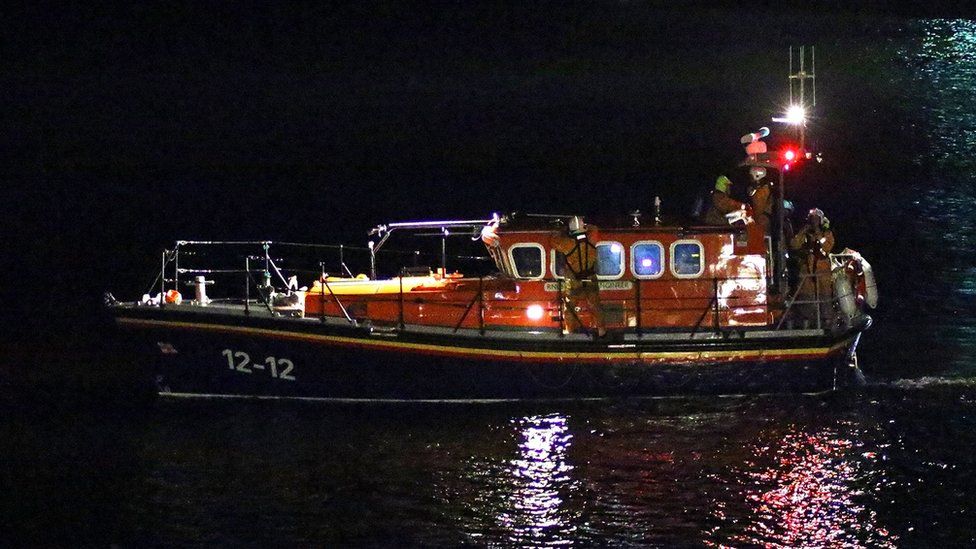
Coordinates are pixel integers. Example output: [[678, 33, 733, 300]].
[[749, 166, 767, 181], [568, 215, 586, 235], [808, 208, 824, 221], [783, 199, 795, 213], [715, 175, 732, 193]]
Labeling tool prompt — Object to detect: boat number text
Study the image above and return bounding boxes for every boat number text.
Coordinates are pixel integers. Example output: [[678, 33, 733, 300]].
[[221, 349, 296, 381]]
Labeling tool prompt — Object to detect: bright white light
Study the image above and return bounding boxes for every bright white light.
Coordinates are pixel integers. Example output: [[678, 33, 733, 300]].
[[526, 304, 545, 321], [641, 258, 653, 268], [786, 105, 806, 125], [610, 243, 622, 253], [773, 105, 807, 125]]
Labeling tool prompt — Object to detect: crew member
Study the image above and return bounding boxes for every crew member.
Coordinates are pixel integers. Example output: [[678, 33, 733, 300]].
[[789, 208, 836, 325], [704, 175, 745, 225], [551, 216, 606, 337], [748, 167, 773, 231]]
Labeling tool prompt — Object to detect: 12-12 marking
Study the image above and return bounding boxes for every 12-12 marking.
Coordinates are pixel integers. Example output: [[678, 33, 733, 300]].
[[222, 349, 295, 381]]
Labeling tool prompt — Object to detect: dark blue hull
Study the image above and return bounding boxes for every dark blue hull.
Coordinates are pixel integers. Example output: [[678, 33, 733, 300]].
[[114, 307, 857, 401]]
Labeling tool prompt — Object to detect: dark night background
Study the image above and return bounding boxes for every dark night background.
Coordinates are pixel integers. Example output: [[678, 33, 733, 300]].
[[0, 2, 946, 347], [3, 2, 976, 546]]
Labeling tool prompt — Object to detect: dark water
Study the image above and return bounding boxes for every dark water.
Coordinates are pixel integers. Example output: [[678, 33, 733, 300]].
[[5, 390, 976, 546], [4, 8, 976, 547]]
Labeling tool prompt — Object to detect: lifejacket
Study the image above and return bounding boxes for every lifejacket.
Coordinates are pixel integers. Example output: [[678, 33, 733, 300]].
[[791, 225, 834, 263], [749, 183, 773, 230], [559, 236, 598, 279]]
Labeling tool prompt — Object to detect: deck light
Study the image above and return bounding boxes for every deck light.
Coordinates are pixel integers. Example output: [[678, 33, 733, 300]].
[[526, 304, 545, 321]]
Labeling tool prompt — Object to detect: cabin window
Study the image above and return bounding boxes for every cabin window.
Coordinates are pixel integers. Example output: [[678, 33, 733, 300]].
[[551, 250, 568, 278], [671, 240, 704, 278], [596, 241, 624, 279], [631, 241, 664, 278], [509, 244, 545, 279]]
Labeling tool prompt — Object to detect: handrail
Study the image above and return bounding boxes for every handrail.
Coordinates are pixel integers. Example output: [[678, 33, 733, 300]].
[[690, 277, 720, 337], [177, 240, 273, 246], [147, 240, 841, 335], [319, 276, 355, 325], [635, 280, 642, 337], [398, 272, 405, 330], [452, 277, 482, 333]]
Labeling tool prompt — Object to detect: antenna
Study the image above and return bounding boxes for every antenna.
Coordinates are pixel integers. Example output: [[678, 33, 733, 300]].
[[788, 45, 816, 109], [774, 46, 816, 149]]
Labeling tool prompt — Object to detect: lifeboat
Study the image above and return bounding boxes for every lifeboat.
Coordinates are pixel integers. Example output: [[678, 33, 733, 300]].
[[107, 137, 876, 401]]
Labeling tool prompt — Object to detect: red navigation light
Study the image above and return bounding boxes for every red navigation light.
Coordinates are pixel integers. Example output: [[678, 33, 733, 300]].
[[780, 148, 798, 172]]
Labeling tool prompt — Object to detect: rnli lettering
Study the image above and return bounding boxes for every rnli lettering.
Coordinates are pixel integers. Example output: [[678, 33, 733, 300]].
[[222, 349, 296, 381], [543, 281, 633, 292]]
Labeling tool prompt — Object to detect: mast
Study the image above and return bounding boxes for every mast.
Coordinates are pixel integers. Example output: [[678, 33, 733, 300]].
[[771, 46, 817, 297], [786, 46, 816, 150]]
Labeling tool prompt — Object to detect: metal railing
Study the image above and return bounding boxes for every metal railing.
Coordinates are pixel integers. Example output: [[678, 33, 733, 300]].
[[147, 241, 841, 337]]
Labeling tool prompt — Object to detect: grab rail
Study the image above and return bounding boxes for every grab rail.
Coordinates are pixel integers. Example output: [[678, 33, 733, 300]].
[[147, 240, 840, 335]]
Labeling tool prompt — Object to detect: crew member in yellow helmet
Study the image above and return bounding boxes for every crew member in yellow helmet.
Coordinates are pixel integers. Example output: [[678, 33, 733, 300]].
[[704, 175, 745, 225]]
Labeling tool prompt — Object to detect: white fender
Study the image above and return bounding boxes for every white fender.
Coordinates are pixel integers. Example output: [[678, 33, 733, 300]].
[[860, 257, 878, 308], [832, 267, 858, 321]]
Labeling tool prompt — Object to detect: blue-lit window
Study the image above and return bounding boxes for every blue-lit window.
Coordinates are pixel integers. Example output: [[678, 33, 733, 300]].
[[509, 244, 545, 279], [671, 240, 704, 278], [596, 241, 624, 279], [631, 241, 664, 278]]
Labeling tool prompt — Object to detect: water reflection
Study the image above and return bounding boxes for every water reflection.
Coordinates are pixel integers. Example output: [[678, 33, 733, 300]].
[[905, 19, 976, 259], [720, 425, 896, 548], [497, 413, 579, 546], [882, 19, 976, 372]]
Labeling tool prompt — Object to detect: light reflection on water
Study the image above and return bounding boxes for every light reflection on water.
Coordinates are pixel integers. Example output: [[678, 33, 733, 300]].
[[719, 425, 896, 548], [450, 405, 906, 547], [496, 414, 579, 546], [10, 389, 976, 546]]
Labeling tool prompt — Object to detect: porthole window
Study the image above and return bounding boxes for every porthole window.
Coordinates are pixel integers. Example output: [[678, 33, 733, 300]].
[[595, 241, 624, 279], [509, 243, 545, 279], [671, 240, 704, 278], [631, 241, 664, 279]]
